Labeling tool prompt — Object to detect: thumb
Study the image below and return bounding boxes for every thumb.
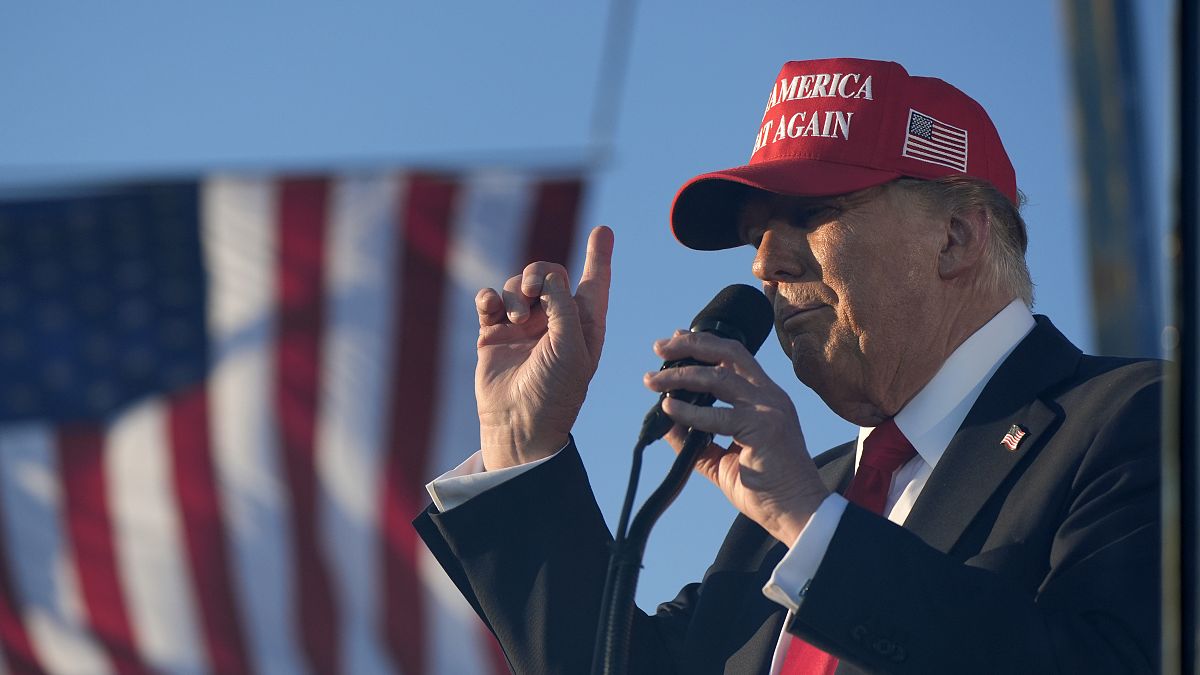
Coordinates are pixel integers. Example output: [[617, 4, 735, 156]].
[[541, 271, 582, 341]]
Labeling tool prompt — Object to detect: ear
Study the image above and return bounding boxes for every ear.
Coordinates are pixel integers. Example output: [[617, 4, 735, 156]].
[[938, 206, 989, 280]]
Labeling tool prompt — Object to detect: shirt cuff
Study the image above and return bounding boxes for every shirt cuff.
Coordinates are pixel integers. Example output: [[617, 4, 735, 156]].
[[425, 447, 562, 512], [761, 493, 849, 612]]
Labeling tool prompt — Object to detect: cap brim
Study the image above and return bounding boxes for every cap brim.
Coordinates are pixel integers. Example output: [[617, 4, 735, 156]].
[[670, 158, 902, 250]]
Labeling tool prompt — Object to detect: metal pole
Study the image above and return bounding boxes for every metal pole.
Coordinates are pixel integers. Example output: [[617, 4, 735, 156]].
[[1175, 0, 1198, 670]]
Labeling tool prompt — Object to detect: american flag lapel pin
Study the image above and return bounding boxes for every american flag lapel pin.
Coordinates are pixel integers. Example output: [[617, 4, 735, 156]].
[[1000, 424, 1028, 452]]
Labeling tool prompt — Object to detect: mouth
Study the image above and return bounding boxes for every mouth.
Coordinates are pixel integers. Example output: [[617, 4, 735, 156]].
[[778, 303, 830, 328]]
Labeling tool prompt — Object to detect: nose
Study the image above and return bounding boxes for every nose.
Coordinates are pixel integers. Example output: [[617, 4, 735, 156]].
[[751, 227, 807, 284]]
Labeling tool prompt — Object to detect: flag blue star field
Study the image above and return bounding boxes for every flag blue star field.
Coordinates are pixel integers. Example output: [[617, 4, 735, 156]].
[[0, 171, 585, 675], [0, 185, 209, 426]]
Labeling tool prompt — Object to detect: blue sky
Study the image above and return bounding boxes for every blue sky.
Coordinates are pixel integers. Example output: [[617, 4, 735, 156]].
[[0, 1, 1172, 611]]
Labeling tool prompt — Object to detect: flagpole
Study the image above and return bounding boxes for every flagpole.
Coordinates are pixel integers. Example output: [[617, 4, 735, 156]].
[[588, 0, 639, 167]]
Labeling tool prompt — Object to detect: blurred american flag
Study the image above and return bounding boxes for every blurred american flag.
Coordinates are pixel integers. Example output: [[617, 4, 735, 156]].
[[0, 171, 584, 674]]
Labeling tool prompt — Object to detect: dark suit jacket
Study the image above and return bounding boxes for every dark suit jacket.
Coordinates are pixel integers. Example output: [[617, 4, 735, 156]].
[[414, 317, 1162, 674]]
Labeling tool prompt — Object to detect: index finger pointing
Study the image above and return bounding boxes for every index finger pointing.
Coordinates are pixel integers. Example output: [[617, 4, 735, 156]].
[[578, 225, 614, 293], [575, 226, 614, 357]]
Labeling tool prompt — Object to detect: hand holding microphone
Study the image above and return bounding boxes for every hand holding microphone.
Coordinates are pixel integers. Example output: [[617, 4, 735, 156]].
[[644, 287, 830, 547], [637, 284, 774, 445]]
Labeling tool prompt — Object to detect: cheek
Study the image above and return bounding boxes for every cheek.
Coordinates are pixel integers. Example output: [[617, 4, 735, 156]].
[[812, 244, 861, 323], [818, 228, 914, 306], [829, 261, 928, 367], [810, 228, 910, 360], [819, 257, 894, 356]]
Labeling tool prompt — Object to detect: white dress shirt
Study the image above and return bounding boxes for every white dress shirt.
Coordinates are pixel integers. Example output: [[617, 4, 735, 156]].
[[426, 300, 1035, 673], [759, 300, 1034, 673]]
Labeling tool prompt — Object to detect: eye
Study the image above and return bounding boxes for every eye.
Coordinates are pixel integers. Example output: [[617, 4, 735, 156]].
[[736, 201, 770, 247], [790, 205, 840, 229], [737, 198, 839, 246], [741, 223, 765, 248]]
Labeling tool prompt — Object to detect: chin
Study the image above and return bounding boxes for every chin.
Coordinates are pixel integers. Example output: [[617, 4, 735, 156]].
[[817, 389, 888, 426], [791, 356, 886, 426], [784, 330, 824, 361], [790, 352, 830, 395]]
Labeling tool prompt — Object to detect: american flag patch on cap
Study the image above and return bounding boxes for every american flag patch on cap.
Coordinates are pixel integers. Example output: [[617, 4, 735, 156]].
[[902, 109, 968, 172], [1000, 424, 1028, 451]]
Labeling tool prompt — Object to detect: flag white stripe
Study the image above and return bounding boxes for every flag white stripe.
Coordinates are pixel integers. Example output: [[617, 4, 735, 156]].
[[903, 150, 965, 171], [905, 151, 966, 170], [315, 172, 406, 675], [913, 140, 967, 161], [106, 399, 206, 674], [917, 133, 966, 154], [929, 126, 966, 140], [428, 170, 536, 485], [906, 139, 966, 164], [202, 176, 306, 675], [0, 425, 111, 675], [424, 170, 537, 674], [930, 129, 966, 143], [903, 142, 967, 170]]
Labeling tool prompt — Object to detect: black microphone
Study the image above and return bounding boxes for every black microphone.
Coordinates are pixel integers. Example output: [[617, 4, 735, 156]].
[[636, 284, 774, 446], [594, 285, 774, 675]]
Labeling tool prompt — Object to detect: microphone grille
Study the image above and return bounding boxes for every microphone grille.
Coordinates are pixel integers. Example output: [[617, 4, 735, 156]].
[[690, 284, 774, 355]]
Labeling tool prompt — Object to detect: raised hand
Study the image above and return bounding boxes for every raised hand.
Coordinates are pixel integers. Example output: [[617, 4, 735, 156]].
[[643, 331, 830, 546], [475, 226, 614, 470]]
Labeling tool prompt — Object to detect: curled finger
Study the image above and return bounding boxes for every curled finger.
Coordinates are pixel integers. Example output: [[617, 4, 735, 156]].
[[520, 261, 567, 299], [659, 397, 739, 437], [654, 332, 770, 383], [643, 364, 749, 403], [501, 274, 535, 324], [655, 331, 752, 364], [476, 288, 506, 327]]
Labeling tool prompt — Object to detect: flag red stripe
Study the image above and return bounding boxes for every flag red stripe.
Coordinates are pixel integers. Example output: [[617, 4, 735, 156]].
[[930, 125, 966, 140], [168, 385, 254, 675], [58, 425, 150, 675], [382, 174, 459, 675], [274, 177, 341, 675], [907, 138, 965, 161], [0, 486, 46, 675], [523, 178, 585, 268]]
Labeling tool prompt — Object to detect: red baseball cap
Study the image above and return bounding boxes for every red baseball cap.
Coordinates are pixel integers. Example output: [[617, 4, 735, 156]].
[[671, 58, 1017, 250]]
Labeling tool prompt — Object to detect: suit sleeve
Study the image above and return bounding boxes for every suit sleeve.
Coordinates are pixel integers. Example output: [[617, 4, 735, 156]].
[[786, 378, 1161, 674], [413, 438, 688, 674]]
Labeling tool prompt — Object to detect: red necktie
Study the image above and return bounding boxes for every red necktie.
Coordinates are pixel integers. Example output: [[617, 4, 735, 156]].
[[781, 419, 916, 675]]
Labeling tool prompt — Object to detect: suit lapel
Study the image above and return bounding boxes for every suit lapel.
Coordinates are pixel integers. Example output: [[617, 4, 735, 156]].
[[817, 441, 856, 495], [903, 316, 1081, 554]]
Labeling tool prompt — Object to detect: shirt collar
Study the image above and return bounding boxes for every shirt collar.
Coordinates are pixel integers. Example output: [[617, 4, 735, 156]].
[[856, 299, 1036, 469]]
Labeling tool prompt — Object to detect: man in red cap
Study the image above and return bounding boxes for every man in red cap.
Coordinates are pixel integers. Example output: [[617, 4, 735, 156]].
[[416, 58, 1160, 673]]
